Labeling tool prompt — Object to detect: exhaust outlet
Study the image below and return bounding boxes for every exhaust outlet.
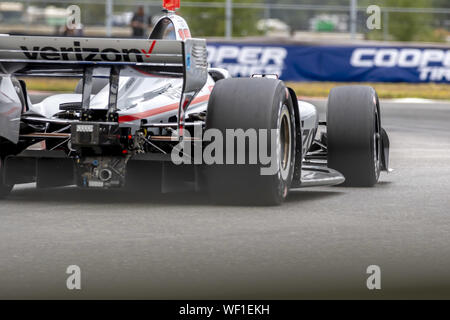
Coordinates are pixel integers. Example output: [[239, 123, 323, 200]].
[[99, 168, 112, 182]]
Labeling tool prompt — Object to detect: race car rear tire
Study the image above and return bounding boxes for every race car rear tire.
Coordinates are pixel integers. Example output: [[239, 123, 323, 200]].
[[327, 86, 381, 187], [0, 158, 13, 199], [205, 78, 296, 205]]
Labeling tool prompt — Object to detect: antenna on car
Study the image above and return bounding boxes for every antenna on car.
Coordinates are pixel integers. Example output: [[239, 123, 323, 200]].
[[163, 0, 180, 12]]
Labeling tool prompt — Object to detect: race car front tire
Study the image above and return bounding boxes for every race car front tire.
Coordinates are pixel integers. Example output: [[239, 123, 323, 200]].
[[205, 78, 296, 205], [327, 85, 382, 187]]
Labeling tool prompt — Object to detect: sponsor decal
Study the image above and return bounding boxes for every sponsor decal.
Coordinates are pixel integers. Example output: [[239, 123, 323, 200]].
[[19, 41, 153, 63], [15, 39, 450, 83], [207, 43, 450, 83], [141, 40, 156, 58], [207, 44, 287, 78], [351, 48, 450, 81]]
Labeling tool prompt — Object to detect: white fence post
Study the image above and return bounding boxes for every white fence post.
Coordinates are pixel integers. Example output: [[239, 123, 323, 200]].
[[225, 0, 232, 39], [350, 0, 357, 39], [106, 0, 113, 37]]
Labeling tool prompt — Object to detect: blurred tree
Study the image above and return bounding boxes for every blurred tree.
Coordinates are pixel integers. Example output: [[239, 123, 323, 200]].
[[179, 0, 263, 37], [74, 0, 447, 41], [78, 3, 105, 26], [265, 0, 350, 32], [383, 0, 436, 42], [433, 0, 450, 8], [364, 0, 445, 42]]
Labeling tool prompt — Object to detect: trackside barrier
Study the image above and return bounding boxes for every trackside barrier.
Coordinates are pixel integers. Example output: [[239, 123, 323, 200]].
[[207, 42, 450, 83]]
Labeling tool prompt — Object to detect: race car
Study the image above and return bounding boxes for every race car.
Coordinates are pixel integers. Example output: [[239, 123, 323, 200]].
[[0, 0, 390, 205]]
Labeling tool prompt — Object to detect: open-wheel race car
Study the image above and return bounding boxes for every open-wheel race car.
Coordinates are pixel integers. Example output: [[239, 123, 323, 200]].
[[0, 0, 390, 205]]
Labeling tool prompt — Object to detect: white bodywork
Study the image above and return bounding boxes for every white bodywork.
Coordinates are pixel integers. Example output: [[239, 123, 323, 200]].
[[31, 75, 319, 154]]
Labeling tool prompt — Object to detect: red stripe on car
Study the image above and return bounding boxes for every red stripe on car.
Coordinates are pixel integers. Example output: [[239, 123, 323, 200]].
[[118, 94, 210, 123]]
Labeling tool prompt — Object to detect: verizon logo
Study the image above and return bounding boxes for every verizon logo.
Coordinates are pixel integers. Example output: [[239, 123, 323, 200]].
[[20, 41, 155, 63]]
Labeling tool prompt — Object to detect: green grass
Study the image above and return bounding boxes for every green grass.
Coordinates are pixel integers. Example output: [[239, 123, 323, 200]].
[[287, 82, 450, 100], [21, 77, 450, 100], [21, 77, 79, 92]]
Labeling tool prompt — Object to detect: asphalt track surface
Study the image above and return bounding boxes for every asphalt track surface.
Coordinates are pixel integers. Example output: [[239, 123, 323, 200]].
[[0, 93, 449, 299]]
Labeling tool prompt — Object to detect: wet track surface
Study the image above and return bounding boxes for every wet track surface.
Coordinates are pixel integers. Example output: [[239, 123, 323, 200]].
[[0, 95, 449, 299]]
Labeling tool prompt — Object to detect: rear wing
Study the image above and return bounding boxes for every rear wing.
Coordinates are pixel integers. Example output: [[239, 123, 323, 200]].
[[0, 35, 208, 136], [0, 35, 205, 77]]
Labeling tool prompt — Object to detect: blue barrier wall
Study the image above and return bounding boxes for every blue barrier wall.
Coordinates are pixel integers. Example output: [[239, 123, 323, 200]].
[[207, 42, 450, 83]]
